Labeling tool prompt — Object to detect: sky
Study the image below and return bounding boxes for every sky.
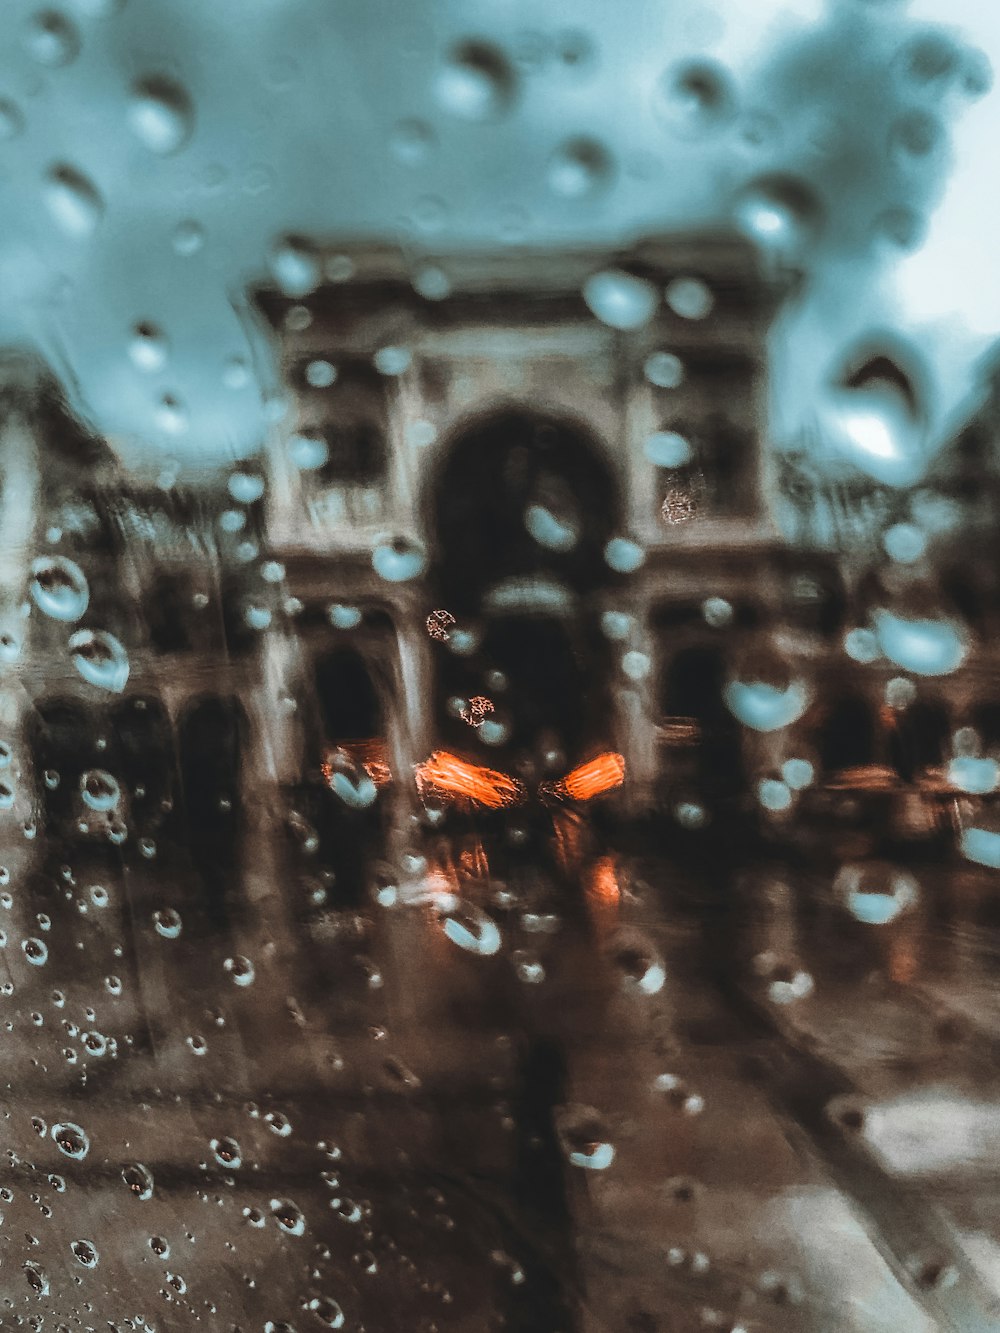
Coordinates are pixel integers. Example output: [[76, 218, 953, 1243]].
[[0, 0, 997, 479]]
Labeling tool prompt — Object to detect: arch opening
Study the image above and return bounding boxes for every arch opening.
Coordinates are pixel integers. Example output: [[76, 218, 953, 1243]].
[[430, 407, 622, 616]]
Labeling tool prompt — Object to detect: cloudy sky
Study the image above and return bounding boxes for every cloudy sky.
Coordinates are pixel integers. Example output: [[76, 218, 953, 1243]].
[[0, 0, 997, 479]]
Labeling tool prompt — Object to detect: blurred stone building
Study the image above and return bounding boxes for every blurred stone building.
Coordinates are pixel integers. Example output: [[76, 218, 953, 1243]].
[[6, 235, 1000, 1332], [247, 233, 788, 829]]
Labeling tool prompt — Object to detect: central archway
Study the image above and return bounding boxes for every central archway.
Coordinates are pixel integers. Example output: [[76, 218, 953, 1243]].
[[429, 407, 623, 770], [431, 407, 622, 616]]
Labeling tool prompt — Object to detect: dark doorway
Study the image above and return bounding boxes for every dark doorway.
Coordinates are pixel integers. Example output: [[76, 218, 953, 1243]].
[[29, 696, 96, 825], [178, 695, 248, 927], [110, 694, 178, 848], [660, 645, 744, 798], [297, 646, 386, 909], [890, 699, 949, 782], [820, 694, 876, 774], [314, 647, 382, 750], [431, 409, 620, 776], [431, 408, 621, 616]]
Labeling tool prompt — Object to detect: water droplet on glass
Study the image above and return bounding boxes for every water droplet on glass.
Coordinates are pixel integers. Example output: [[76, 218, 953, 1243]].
[[328, 764, 378, 810], [665, 276, 714, 320], [71, 1238, 98, 1267], [224, 954, 255, 986], [30, 554, 90, 622], [172, 219, 204, 256], [655, 58, 734, 136], [128, 321, 168, 372], [287, 431, 329, 471], [882, 522, 926, 564], [844, 626, 880, 663], [44, 163, 104, 237], [227, 471, 265, 504], [644, 430, 692, 468], [83, 1029, 107, 1056], [874, 206, 926, 252], [836, 863, 918, 925], [524, 504, 578, 552], [326, 603, 361, 631], [152, 907, 182, 939], [390, 117, 436, 165], [607, 928, 666, 995], [582, 269, 657, 330], [436, 41, 515, 121], [308, 1297, 346, 1329], [52, 1121, 89, 1159], [265, 1109, 292, 1137], [781, 757, 814, 790], [724, 678, 810, 732], [68, 628, 129, 692], [412, 264, 451, 301], [149, 1234, 170, 1257], [127, 76, 193, 154], [556, 1104, 615, 1170], [601, 610, 632, 641], [372, 538, 426, 582], [434, 894, 501, 956], [873, 609, 968, 677], [604, 538, 645, 573], [24, 1260, 49, 1294], [547, 137, 612, 198], [733, 175, 821, 257], [644, 350, 684, 388], [271, 1196, 305, 1234], [890, 110, 943, 163], [22, 937, 47, 966], [211, 1136, 242, 1168], [268, 234, 322, 297], [122, 1161, 153, 1199], [331, 1195, 362, 1223], [758, 777, 793, 812], [24, 11, 79, 66], [79, 768, 119, 812], [373, 345, 411, 376], [155, 393, 187, 434], [948, 755, 998, 795]]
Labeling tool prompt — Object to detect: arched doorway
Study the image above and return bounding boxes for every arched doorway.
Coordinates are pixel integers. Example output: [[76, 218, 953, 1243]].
[[178, 695, 248, 928], [430, 408, 621, 771], [313, 647, 383, 753], [659, 645, 745, 800], [29, 696, 96, 828], [889, 699, 949, 782], [431, 407, 621, 616], [293, 646, 386, 909], [820, 694, 876, 775], [110, 694, 178, 849]]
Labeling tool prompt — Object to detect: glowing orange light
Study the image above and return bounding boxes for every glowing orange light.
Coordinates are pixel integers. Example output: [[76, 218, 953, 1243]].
[[827, 764, 898, 791], [550, 807, 586, 875], [657, 717, 701, 745], [415, 750, 525, 809], [588, 855, 621, 906], [889, 936, 917, 986], [458, 838, 489, 880], [553, 752, 626, 802]]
